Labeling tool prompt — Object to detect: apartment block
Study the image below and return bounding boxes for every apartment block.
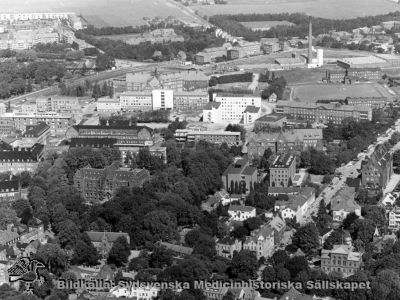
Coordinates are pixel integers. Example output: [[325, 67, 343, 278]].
[[275, 101, 372, 124], [0, 143, 44, 174], [174, 129, 241, 146], [361, 143, 393, 190], [203, 94, 261, 124], [0, 112, 73, 135], [152, 90, 174, 110], [269, 154, 296, 187], [119, 92, 153, 112], [247, 129, 323, 157]]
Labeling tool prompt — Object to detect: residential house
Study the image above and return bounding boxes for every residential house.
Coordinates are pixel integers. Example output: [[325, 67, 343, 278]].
[[110, 286, 160, 300], [361, 143, 393, 190], [331, 187, 361, 223], [243, 224, 275, 260], [269, 154, 296, 187], [379, 192, 399, 208], [320, 244, 363, 277], [372, 227, 397, 253], [268, 215, 286, 244], [274, 187, 315, 224], [222, 157, 257, 195], [85, 231, 130, 259], [229, 287, 261, 300], [74, 165, 150, 204], [228, 205, 256, 221], [215, 237, 242, 259]]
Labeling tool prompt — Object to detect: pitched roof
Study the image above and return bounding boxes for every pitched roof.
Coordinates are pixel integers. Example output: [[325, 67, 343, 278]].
[[0, 180, 19, 192], [268, 186, 302, 194], [243, 105, 260, 113], [23, 122, 50, 137], [158, 242, 193, 255], [255, 113, 286, 123], [362, 143, 392, 172], [0, 230, 19, 245], [228, 205, 255, 213], [331, 187, 360, 212], [85, 231, 129, 244], [204, 102, 221, 109], [279, 288, 313, 300], [70, 138, 117, 148]]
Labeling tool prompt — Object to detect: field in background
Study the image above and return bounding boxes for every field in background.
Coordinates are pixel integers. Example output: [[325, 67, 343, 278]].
[[292, 83, 392, 102], [0, 0, 196, 27], [194, 0, 399, 19]]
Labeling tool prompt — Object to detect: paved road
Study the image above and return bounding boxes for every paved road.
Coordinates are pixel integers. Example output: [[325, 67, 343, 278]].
[[301, 119, 400, 224], [3, 61, 174, 106]]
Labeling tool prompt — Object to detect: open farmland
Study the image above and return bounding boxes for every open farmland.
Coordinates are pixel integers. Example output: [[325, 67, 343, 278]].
[[292, 83, 393, 102], [0, 0, 198, 27], [194, 0, 400, 19]]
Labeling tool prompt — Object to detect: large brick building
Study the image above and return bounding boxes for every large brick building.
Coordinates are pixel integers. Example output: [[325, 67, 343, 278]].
[[269, 154, 296, 187], [275, 101, 372, 124], [74, 165, 150, 204], [247, 129, 323, 157], [361, 143, 393, 190]]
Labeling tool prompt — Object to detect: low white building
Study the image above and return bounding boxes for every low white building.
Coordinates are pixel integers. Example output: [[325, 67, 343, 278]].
[[96, 97, 121, 114], [228, 205, 256, 221], [119, 92, 153, 112], [152, 90, 174, 110]]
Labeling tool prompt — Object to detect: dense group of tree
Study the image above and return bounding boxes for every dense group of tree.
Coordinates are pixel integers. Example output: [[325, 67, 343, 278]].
[[209, 12, 400, 41], [324, 109, 399, 166], [0, 61, 66, 99], [75, 26, 225, 61], [261, 75, 287, 100]]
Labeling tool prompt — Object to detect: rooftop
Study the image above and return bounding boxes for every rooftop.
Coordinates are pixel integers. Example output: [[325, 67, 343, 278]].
[[85, 231, 129, 244], [255, 113, 286, 123], [243, 105, 260, 114], [276, 100, 371, 112], [338, 56, 386, 65], [0, 180, 19, 192], [23, 122, 50, 138], [271, 153, 296, 169], [331, 187, 360, 212], [228, 205, 255, 213]]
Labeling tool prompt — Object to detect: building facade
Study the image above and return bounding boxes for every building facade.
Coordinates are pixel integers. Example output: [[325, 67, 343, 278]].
[[174, 129, 241, 146], [203, 94, 261, 124], [222, 157, 257, 195], [215, 237, 242, 259], [74, 165, 150, 204], [243, 224, 275, 260], [275, 101, 372, 124], [361, 143, 393, 190], [321, 245, 362, 277], [228, 205, 256, 221], [269, 154, 296, 187]]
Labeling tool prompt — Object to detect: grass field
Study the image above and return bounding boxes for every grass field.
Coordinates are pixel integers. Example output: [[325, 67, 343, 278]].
[[292, 83, 393, 102], [0, 0, 197, 27], [194, 0, 400, 19]]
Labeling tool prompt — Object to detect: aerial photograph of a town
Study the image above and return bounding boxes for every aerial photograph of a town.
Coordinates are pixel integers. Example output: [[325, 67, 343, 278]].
[[3, 0, 400, 299]]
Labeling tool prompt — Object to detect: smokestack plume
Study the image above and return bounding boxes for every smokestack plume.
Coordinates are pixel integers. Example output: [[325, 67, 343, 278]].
[[308, 16, 312, 64]]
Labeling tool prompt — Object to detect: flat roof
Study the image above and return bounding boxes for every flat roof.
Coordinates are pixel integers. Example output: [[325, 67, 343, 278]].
[[338, 56, 386, 65]]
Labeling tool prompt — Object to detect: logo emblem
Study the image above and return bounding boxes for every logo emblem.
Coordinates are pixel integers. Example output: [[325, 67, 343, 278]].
[[8, 257, 47, 294]]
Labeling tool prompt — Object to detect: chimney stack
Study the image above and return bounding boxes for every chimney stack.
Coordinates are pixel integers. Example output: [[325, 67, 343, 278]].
[[308, 16, 312, 64]]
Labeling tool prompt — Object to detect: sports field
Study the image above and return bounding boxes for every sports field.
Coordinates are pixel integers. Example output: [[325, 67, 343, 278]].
[[0, 0, 197, 27], [292, 83, 393, 102], [194, 0, 399, 19]]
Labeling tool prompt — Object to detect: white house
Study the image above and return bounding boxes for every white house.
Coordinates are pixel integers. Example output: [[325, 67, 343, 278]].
[[274, 187, 315, 224], [228, 205, 256, 221], [380, 192, 399, 208], [96, 97, 121, 114], [268, 93, 277, 103], [389, 206, 400, 230]]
